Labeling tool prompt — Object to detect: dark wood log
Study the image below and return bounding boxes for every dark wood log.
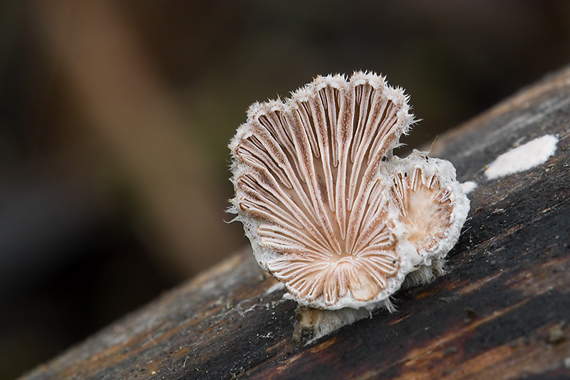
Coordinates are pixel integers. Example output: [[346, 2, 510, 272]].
[[20, 67, 570, 380]]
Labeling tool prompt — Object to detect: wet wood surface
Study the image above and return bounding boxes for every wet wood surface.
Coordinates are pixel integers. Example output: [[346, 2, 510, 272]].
[[21, 68, 570, 380]]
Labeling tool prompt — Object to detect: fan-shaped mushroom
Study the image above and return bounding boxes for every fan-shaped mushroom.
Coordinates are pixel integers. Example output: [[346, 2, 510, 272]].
[[229, 72, 469, 340]]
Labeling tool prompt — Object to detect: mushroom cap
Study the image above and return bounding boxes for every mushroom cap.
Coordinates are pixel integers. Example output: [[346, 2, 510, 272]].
[[229, 72, 469, 310]]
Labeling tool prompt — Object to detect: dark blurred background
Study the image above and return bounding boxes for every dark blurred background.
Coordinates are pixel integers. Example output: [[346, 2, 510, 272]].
[[1, 0, 570, 378]]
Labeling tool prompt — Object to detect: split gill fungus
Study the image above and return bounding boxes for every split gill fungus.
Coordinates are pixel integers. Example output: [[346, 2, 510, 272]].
[[228, 72, 469, 316]]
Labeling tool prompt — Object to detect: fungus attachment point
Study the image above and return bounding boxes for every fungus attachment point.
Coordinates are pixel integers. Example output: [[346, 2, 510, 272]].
[[229, 72, 469, 341]]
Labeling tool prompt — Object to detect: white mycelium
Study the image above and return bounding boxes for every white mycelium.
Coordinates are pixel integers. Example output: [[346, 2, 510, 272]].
[[485, 134, 558, 180], [460, 181, 478, 194], [229, 72, 470, 315]]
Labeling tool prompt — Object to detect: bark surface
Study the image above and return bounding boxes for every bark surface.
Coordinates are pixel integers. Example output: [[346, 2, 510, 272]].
[[21, 68, 570, 380]]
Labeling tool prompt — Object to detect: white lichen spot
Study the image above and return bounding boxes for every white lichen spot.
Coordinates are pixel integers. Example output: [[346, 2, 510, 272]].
[[485, 134, 558, 180], [461, 181, 478, 194], [229, 72, 470, 341]]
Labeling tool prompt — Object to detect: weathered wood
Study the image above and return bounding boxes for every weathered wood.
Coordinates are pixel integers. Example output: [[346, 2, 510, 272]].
[[21, 67, 570, 380]]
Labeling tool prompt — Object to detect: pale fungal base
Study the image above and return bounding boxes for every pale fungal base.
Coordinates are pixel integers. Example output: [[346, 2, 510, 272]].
[[293, 306, 375, 344], [402, 256, 446, 289], [229, 72, 470, 343]]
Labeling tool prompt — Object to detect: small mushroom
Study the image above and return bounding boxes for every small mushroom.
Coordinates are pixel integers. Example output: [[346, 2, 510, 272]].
[[229, 72, 469, 340]]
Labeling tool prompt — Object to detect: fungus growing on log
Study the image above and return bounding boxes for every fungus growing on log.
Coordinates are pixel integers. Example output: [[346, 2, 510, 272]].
[[229, 72, 469, 339]]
